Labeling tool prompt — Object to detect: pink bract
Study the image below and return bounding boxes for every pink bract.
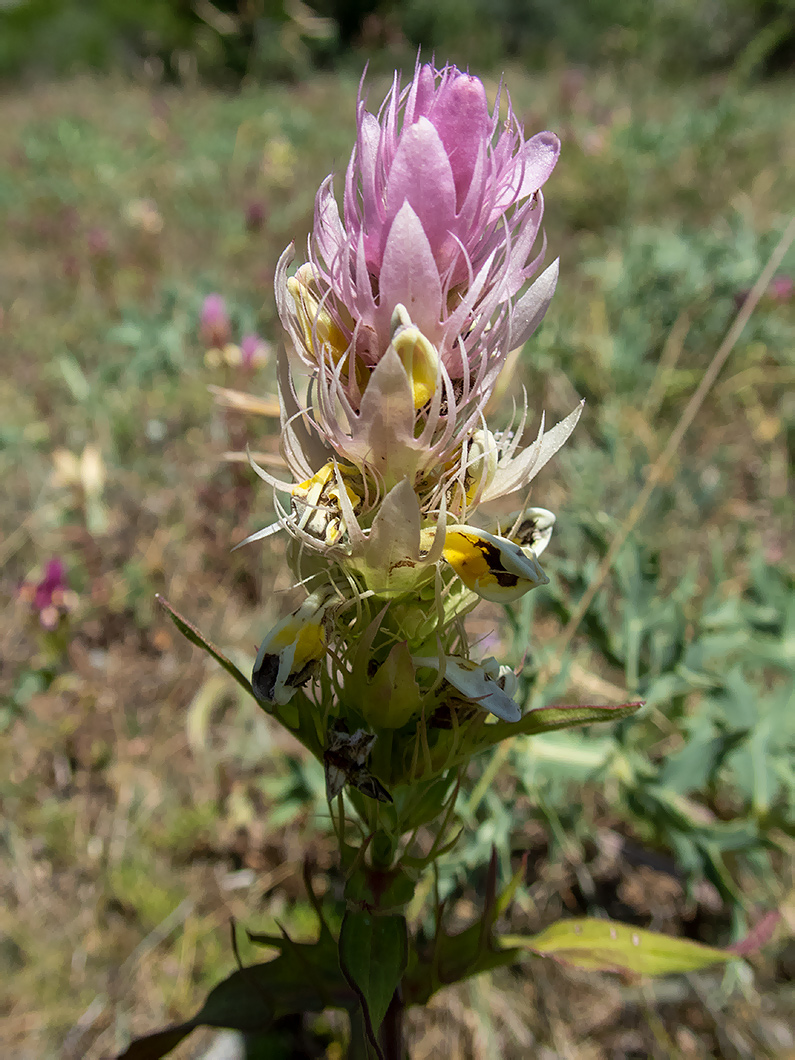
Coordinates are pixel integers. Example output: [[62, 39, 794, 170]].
[[278, 61, 560, 384]]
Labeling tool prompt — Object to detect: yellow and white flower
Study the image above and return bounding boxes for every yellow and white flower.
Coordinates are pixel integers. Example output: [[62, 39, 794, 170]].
[[252, 590, 332, 706]]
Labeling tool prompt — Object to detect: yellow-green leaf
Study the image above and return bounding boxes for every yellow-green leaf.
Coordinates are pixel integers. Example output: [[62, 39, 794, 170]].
[[503, 918, 735, 977]]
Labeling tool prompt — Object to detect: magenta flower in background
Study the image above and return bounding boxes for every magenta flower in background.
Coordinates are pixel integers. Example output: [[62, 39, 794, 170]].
[[768, 273, 793, 302], [735, 272, 793, 310], [200, 293, 231, 349], [244, 200, 266, 233], [18, 558, 77, 630], [277, 61, 560, 393], [86, 226, 111, 258], [240, 333, 270, 368]]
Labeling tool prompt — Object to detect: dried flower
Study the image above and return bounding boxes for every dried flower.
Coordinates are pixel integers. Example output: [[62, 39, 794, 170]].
[[324, 727, 392, 803]]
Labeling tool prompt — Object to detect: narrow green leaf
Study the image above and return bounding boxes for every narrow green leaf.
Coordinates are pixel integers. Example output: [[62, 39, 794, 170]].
[[503, 917, 735, 977], [339, 911, 408, 1040], [482, 701, 642, 746], [156, 594, 254, 698], [58, 353, 90, 401], [494, 852, 528, 919], [658, 728, 746, 795]]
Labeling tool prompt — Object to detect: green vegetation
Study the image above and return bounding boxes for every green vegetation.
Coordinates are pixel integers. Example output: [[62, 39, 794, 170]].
[[1, 45, 793, 1060], [2, 0, 794, 81]]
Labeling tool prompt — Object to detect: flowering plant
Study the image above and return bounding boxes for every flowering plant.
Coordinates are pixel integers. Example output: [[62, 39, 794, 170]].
[[121, 62, 751, 1060]]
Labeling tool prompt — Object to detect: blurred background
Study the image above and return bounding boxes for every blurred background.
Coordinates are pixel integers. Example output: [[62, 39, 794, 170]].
[[1, 2, 794, 1058], [2, 0, 795, 82]]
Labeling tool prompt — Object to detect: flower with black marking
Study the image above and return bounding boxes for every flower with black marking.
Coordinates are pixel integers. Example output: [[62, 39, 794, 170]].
[[252, 590, 332, 706]]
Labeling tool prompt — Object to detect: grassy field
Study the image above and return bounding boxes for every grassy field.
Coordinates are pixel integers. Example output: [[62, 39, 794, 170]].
[[1, 62, 794, 1058]]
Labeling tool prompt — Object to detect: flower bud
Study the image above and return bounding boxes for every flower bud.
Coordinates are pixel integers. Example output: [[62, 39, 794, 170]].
[[363, 641, 423, 729]]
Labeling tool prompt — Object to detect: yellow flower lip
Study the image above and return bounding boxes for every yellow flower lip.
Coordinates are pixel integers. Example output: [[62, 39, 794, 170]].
[[441, 524, 549, 603], [291, 461, 364, 547], [252, 591, 332, 705], [390, 320, 439, 410], [287, 263, 352, 366]]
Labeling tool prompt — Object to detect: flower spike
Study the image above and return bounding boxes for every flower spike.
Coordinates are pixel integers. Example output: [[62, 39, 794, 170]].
[[243, 60, 579, 744]]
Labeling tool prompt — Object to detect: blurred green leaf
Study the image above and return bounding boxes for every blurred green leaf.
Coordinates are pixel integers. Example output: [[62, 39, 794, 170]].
[[117, 931, 352, 1059], [657, 728, 746, 795], [504, 918, 735, 977]]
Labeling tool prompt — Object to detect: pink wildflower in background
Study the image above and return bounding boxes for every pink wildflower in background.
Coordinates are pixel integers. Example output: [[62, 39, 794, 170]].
[[735, 272, 793, 309], [200, 293, 231, 349], [768, 273, 793, 301], [18, 558, 78, 630], [240, 333, 270, 368], [244, 200, 266, 233]]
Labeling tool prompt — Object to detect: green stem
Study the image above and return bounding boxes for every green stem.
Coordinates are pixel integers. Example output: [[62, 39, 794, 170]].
[[378, 987, 407, 1060], [348, 1007, 370, 1059]]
